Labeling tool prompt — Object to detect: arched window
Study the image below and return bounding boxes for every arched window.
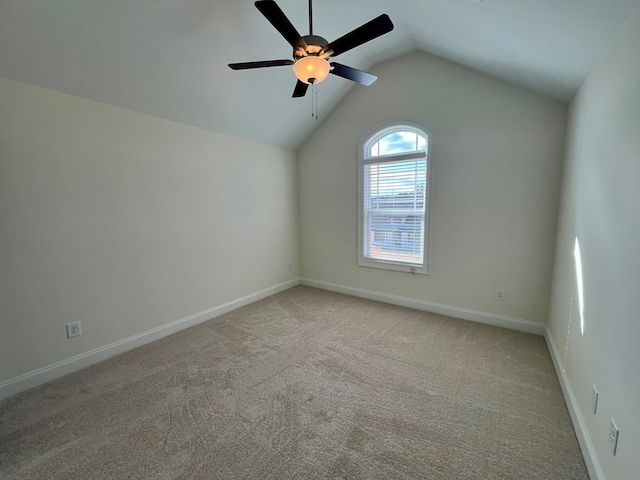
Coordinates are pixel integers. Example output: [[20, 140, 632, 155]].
[[358, 121, 433, 274]]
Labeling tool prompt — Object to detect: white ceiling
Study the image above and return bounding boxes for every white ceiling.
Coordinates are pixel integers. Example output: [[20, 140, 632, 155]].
[[1, 0, 638, 150]]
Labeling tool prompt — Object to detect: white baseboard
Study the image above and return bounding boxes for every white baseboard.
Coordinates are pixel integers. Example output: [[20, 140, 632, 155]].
[[0, 278, 300, 402], [300, 278, 545, 335], [544, 328, 603, 480]]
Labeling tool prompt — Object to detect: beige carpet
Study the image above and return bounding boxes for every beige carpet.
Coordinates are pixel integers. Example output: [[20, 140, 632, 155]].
[[0, 286, 588, 479]]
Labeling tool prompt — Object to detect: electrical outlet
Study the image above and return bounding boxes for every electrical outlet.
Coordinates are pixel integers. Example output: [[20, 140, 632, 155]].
[[495, 289, 504, 301], [591, 385, 599, 414], [66, 322, 81, 339], [609, 419, 619, 455]]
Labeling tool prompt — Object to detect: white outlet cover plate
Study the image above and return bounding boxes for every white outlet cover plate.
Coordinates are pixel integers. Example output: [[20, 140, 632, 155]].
[[609, 419, 619, 455], [66, 322, 81, 338]]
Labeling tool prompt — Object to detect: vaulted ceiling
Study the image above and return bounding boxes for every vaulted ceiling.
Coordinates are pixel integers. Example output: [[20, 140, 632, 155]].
[[1, 0, 638, 150]]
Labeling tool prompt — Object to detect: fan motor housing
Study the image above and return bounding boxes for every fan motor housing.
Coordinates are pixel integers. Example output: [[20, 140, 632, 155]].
[[294, 35, 329, 59]]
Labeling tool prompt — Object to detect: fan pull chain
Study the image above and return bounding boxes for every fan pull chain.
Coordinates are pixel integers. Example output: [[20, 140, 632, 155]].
[[310, 84, 319, 120]]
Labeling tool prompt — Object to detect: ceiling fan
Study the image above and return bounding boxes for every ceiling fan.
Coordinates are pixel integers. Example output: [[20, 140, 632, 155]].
[[229, 0, 394, 98]]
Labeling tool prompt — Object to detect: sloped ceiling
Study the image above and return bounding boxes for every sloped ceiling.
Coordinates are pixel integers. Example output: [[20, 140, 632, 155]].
[[1, 0, 638, 150]]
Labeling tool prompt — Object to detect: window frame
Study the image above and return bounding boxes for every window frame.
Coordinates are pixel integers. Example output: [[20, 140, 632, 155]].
[[357, 120, 433, 275]]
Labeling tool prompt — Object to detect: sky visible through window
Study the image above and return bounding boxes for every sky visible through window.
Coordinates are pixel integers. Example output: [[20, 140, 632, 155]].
[[370, 131, 427, 157]]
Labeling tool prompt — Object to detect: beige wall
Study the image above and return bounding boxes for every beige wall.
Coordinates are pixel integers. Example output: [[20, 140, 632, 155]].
[[298, 51, 567, 323], [548, 4, 640, 478], [0, 77, 299, 384]]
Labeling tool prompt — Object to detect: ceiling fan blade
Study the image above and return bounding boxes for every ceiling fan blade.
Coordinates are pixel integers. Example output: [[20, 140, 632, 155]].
[[325, 14, 394, 57], [229, 59, 294, 70], [330, 63, 377, 86], [292, 80, 309, 98], [255, 1, 306, 50]]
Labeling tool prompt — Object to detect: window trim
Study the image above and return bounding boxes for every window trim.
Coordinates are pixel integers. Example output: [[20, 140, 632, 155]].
[[357, 120, 434, 275]]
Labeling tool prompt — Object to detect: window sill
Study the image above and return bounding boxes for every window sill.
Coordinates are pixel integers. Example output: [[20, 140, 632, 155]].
[[358, 259, 428, 275]]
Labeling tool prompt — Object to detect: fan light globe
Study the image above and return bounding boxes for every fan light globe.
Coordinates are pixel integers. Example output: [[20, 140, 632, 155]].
[[293, 56, 330, 85]]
